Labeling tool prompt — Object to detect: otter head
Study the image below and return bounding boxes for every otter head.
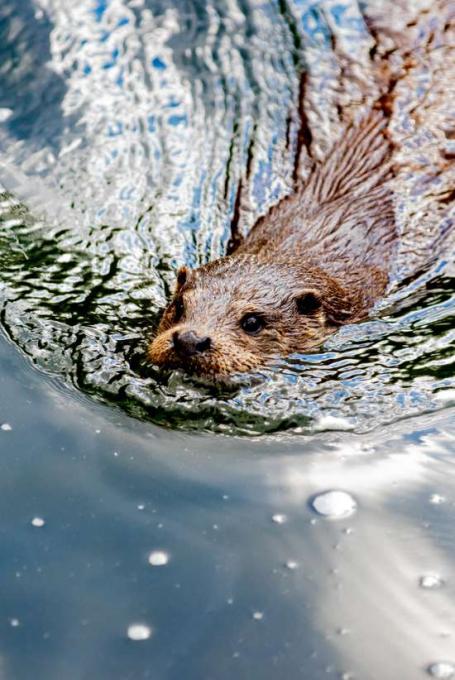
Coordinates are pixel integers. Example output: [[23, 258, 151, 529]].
[[148, 255, 355, 379]]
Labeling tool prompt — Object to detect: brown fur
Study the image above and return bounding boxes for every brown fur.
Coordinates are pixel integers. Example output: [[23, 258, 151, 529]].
[[148, 111, 396, 378]]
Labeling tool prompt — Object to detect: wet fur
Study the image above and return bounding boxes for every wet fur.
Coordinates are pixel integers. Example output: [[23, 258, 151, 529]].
[[149, 112, 396, 378]]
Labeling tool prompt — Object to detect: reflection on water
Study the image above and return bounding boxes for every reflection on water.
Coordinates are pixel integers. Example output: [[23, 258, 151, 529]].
[[272, 425, 455, 678], [0, 2, 455, 675], [0, 335, 454, 679], [0, 0, 454, 434]]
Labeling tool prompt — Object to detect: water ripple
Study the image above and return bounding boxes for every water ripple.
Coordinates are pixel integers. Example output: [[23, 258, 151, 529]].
[[0, 0, 454, 435]]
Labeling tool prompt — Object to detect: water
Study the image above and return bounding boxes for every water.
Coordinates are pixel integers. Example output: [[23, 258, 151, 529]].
[[1, 333, 455, 679], [1, 0, 454, 435], [0, 0, 454, 678]]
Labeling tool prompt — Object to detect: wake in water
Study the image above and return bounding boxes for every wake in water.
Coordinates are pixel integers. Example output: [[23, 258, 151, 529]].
[[0, 0, 454, 434]]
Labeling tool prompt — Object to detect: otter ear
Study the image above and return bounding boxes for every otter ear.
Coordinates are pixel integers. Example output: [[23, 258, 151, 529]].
[[175, 266, 190, 292], [296, 291, 322, 315], [295, 290, 353, 326]]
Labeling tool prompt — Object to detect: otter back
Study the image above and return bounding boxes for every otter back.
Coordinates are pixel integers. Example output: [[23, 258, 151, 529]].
[[236, 111, 396, 314]]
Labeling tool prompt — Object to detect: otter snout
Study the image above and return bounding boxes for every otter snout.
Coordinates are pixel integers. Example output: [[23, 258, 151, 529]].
[[172, 330, 211, 357]]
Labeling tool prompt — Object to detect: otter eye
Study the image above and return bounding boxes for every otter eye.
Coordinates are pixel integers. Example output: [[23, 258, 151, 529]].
[[241, 314, 264, 335], [296, 293, 321, 315], [174, 297, 184, 322]]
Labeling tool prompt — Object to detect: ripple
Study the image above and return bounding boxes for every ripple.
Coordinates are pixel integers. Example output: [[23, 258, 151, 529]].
[[0, 0, 453, 435]]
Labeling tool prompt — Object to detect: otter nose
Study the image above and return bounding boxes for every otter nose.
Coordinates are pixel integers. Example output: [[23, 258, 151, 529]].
[[172, 330, 211, 357]]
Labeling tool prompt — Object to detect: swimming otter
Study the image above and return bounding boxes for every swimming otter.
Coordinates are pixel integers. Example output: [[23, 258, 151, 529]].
[[149, 111, 396, 379]]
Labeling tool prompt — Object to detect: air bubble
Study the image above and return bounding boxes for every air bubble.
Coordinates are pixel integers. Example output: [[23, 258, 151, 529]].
[[1, 423, 12, 431], [272, 514, 287, 524], [285, 560, 298, 570], [420, 574, 444, 589], [127, 624, 152, 641], [31, 517, 45, 527], [252, 611, 264, 620], [429, 494, 446, 505], [148, 550, 169, 567], [427, 662, 455, 678], [311, 491, 357, 519], [0, 109, 12, 123]]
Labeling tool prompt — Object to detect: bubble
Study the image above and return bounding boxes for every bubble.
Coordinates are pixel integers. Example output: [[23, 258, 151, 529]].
[[272, 514, 287, 524], [429, 494, 446, 505], [0, 109, 12, 123], [31, 517, 45, 527], [9, 618, 20, 627], [127, 624, 152, 641], [311, 491, 357, 519], [148, 550, 169, 567], [285, 560, 298, 570], [252, 611, 264, 620], [1, 423, 12, 431], [427, 662, 455, 678], [420, 574, 445, 589]]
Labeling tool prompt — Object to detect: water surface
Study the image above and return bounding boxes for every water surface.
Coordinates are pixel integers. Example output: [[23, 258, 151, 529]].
[[0, 0, 454, 434], [0, 0, 454, 678]]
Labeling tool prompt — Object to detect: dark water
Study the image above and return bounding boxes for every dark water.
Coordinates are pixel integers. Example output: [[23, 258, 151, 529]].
[[0, 0, 455, 678]]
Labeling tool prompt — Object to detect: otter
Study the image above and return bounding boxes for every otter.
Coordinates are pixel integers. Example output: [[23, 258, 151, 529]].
[[149, 111, 396, 379]]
